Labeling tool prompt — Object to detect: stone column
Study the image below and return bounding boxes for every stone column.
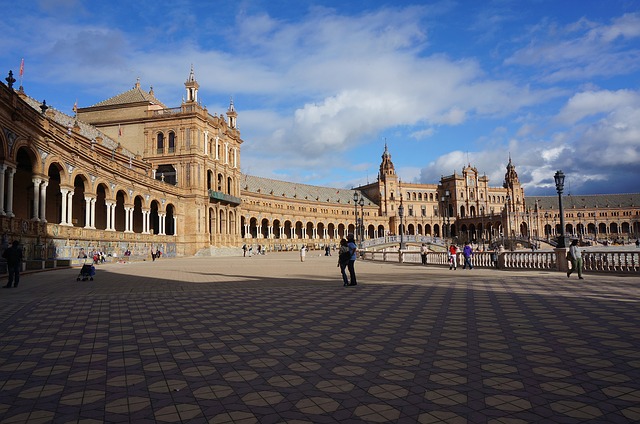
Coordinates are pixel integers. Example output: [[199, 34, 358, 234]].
[[89, 198, 96, 229], [124, 207, 132, 233], [31, 178, 41, 221], [84, 197, 92, 228], [0, 164, 6, 216], [105, 201, 113, 231], [60, 188, 69, 225], [66, 190, 74, 225], [39, 180, 48, 222], [110, 203, 117, 231], [5, 167, 15, 217]]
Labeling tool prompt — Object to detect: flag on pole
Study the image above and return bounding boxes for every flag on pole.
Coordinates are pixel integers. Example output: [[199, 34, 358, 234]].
[[118, 124, 123, 137], [72, 99, 78, 114], [19, 58, 24, 77]]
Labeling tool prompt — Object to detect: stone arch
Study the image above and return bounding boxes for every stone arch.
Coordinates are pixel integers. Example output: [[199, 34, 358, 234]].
[[165, 203, 176, 235], [71, 173, 90, 227], [132, 195, 144, 233], [284, 220, 293, 239], [114, 190, 127, 231], [150, 200, 160, 235], [45, 162, 64, 223], [95, 183, 109, 230], [13, 147, 38, 220]]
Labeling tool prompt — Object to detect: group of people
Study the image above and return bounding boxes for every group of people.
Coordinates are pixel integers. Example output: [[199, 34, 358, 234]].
[[337, 234, 358, 286], [78, 249, 107, 264], [447, 242, 475, 270], [242, 244, 266, 257], [151, 247, 162, 261]]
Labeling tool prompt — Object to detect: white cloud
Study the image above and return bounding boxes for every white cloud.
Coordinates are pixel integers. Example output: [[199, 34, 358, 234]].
[[556, 89, 640, 124]]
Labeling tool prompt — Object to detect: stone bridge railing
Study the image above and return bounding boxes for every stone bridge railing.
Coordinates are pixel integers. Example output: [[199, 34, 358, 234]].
[[361, 249, 639, 274]]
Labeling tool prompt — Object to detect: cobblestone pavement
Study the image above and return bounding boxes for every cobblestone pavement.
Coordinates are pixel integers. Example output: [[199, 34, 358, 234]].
[[0, 252, 639, 423]]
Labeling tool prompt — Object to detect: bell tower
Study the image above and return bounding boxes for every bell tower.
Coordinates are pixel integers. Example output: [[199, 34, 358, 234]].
[[184, 65, 199, 103], [377, 143, 399, 218], [226, 97, 237, 129], [503, 155, 525, 213]]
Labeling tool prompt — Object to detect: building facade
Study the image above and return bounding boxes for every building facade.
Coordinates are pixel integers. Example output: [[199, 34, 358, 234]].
[[1, 69, 638, 262]]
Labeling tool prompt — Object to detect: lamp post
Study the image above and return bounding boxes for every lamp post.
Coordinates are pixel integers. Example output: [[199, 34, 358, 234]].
[[544, 212, 550, 241], [505, 195, 511, 249], [398, 195, 406, 250], [554, 170, 569, 248], [480, 206, 485, 249], [359, 195, 365, 245], [353, 191, 359, 244], [440, 190, 450, 238]]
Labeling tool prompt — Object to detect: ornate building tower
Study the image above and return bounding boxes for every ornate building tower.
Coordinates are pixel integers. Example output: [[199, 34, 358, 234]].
[[185, 65, 199, 103], [377, 144, 399, 219]]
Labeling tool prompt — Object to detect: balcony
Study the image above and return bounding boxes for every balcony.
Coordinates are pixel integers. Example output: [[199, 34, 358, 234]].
[[209, 190, 241, 205]]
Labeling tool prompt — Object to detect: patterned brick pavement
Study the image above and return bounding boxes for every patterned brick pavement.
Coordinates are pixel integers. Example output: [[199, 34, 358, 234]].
[[0, 252, 639, 423]]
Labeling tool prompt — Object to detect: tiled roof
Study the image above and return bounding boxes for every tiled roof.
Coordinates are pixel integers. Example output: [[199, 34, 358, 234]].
[[90, 86, 166, 108], [526, 193, 640, 210], [22, 95, 136, 158], [242, 174, 374, 206]]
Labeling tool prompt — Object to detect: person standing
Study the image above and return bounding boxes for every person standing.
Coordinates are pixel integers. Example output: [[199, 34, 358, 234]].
[[567, 239, 584, 279], [300, 245, 306, 262], [346, 234, 358, 286], [3, 241, 23, 288], [448, 244, 458, 270], [491, 246, 499, 269], [463, 242, 474, 269], [420, 243, 428, 265], [337, 238, 351, 286]]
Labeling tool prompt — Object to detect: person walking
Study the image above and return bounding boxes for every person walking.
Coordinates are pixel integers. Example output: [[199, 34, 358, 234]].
[[567, 239, 584, 279], [420, 243, 428, 265], [448, 244, 458, 270], [463, 242, 474, 269], [346, 234, 358, 286], [3, 240, 23, 288], [300, 245, 306, 262], [337, 238, 351, 286]]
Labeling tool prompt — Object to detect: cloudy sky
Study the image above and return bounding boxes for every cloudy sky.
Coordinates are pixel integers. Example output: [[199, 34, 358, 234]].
[[2, 0, 639, 195]]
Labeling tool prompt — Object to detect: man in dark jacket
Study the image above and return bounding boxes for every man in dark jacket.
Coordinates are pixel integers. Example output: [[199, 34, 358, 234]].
[[3, 240, 23, 288]]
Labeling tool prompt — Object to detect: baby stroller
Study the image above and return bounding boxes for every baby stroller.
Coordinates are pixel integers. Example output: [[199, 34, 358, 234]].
[[77, 260, 96, 281]]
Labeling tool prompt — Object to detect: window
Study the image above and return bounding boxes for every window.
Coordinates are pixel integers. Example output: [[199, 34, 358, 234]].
[[156, 133, 164, 153], [168, 132, 176, 153]]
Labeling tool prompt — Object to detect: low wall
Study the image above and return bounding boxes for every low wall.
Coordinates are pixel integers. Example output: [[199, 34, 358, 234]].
[[362, 249, 639, 274]]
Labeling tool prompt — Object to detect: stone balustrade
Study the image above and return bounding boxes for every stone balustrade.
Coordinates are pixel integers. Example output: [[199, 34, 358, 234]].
[[362, 249, 639, 274]]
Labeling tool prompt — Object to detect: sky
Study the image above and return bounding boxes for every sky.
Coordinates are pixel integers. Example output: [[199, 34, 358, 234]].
[[1, 0, 639, 196]]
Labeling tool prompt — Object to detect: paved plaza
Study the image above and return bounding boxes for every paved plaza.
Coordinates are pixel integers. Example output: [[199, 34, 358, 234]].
[[0, 252, 639, 423]]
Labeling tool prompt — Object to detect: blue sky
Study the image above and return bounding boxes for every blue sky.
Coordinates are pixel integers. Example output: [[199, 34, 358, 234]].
[[2, 0, 639, 195]]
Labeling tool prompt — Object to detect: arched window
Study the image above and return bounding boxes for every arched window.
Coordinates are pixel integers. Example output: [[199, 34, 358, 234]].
[[168, 131, 176, 153], [156, 133, 164, 153]]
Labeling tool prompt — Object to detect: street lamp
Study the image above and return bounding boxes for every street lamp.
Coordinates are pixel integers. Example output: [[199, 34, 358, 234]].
[[440, 190, 450, 238], [398, 195, 406, 250], [554, 170, 569, 248], [505, 195, 511, 248], [359, 195, 365, 244], [353, 191, 361, 245]]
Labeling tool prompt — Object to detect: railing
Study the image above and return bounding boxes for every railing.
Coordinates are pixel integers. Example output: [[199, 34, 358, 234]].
[[209, 190, 242, 205], [361, 249, 639, 274], [502, 251, 556, 270], [583, 251, 639, 273], [361, 235, 447, 249]]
